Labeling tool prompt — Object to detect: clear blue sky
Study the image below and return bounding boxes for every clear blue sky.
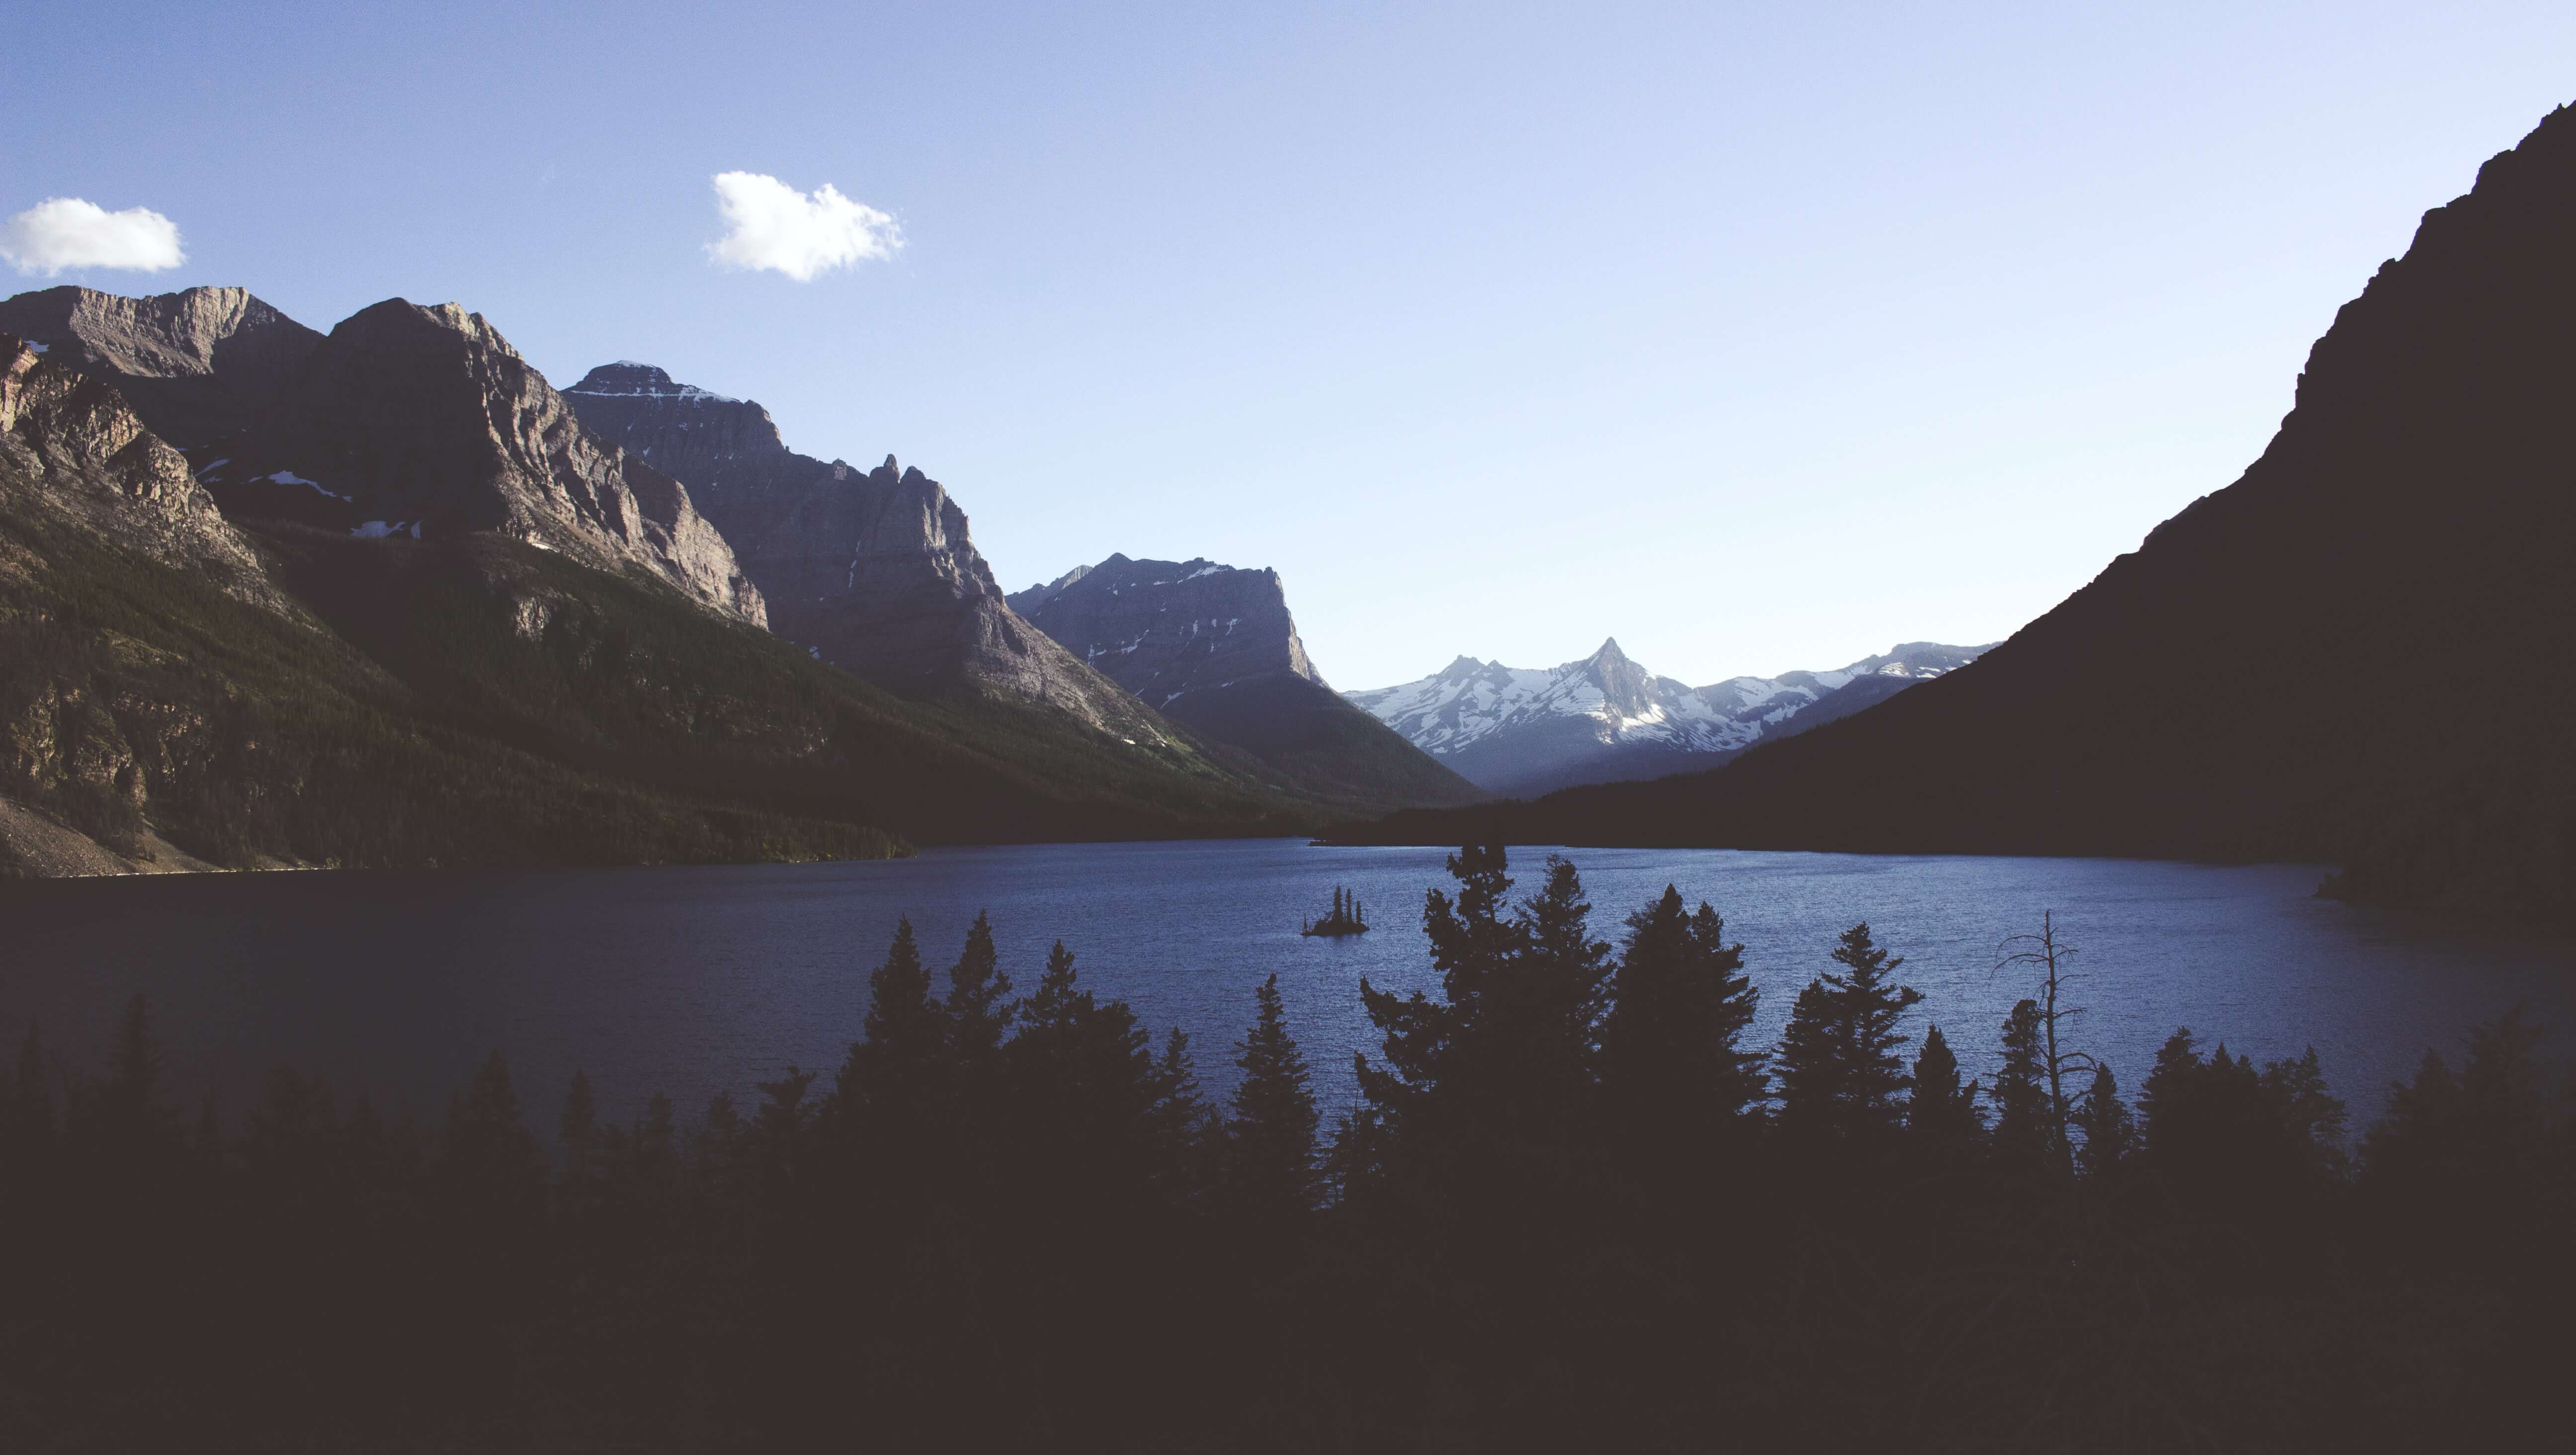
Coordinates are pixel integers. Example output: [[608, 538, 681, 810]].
[[7, 2, 2572, 688]]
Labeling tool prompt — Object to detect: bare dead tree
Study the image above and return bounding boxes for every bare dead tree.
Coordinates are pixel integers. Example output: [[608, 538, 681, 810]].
[[1997, 910, 2095, 1179]]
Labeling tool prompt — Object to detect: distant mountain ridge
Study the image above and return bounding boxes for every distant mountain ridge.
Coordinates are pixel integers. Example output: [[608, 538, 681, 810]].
[[1347, 638, 1990, 796], [1008, 553, 1484, 809]]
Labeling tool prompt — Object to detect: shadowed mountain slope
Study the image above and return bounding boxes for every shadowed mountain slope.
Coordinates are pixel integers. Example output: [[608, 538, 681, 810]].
[[1339, 105, 2576, 912], [1007, 553, 1484, 809]]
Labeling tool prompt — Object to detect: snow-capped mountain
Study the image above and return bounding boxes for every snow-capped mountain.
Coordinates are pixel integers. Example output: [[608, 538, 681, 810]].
[[1345, 638, 1992, 797]]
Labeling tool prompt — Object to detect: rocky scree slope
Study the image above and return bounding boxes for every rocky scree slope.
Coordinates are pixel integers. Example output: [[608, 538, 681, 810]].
[[563, 363, 1183, 747], [1348, 638, 1989, 797], [1008, 554, 1484, 808], [1340, 104, 2576, 914]]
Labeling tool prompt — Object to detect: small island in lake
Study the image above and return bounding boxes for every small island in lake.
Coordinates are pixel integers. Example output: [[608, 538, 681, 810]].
[[1300, 886, 1369, 936]]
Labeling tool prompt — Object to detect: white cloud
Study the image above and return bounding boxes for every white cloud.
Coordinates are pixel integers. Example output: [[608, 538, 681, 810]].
[[0, 197, 187, 276], [704, 171, 901, 281]]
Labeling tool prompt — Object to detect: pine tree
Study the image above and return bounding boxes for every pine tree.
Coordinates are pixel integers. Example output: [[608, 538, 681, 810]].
[[945, 911, 1014, 1065], [1904, 1024, 1984, 1152], [2138, 1027, 2202, 1151], [837, 917, 954, 1193], [2258, 1046, 2348, 1178], [1146, 1027, 1217, 1205], [1990, 999, 2057, 1176], [1597, 886, 1765, 1167], [1351, 844, 1514, 1146], [98, 993, 178, 1151], [1493, 856, 1613, 1136], [1772, 922, 1924, 1145], [433, 1051, 548, 1296], [2071, 1062, 2134, 1179], [559, 1069, 601, 1203], [1226, 974, 1322, 1220], [1007, 940, 1160, 1207], [637, 1091, 677, 1183]]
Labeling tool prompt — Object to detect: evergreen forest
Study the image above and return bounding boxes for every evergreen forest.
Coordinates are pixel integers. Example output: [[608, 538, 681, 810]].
[[1, 847, 2565, 1451]]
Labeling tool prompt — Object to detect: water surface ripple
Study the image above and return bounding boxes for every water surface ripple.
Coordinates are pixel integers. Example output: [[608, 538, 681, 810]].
[[4, 841, 2567, 1134]]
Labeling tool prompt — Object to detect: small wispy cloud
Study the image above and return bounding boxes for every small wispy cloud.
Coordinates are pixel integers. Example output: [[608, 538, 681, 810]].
[[0, 197, 187, 276], [705, 171, 901, 281]]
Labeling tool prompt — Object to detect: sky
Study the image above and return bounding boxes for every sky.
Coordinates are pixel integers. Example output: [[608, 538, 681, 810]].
[[6, 2, 2574, 689]]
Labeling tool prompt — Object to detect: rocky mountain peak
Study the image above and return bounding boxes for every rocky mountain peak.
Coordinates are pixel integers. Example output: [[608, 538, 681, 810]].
[[1009, 553, 1324, 708], [563, 362, 748, 403], [205, 298, 766, 622], [0, 285, 323, 446], [1009, 562, 1095, 615], [563, 369, 1167, 736], [1347, 638, 1996, 797]]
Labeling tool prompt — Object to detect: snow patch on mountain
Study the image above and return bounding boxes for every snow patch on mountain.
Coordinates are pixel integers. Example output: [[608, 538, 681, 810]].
[[1345, 639, 1996, 794]]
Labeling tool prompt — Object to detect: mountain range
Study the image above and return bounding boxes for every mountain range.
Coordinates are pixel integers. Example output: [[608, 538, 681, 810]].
[[1346, 638, 1989, 797], [1336, 104, 2576, 913], [0, 289, 1446, 876]]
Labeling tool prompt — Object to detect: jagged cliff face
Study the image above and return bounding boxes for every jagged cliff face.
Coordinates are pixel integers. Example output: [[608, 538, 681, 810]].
[[1, 334, 284, 869], [0, 289, 765, 626], [0, 285, 321, 447], [259, 305, 762, 622], [1004, 551, 1485, 809], [0, 335, 269, 594], [1006, 554, 1324, 709], [564, 363, 1166, 737]]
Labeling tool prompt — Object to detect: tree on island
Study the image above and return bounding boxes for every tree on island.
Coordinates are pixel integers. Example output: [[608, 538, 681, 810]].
[[1302, 886, 1370, 936]]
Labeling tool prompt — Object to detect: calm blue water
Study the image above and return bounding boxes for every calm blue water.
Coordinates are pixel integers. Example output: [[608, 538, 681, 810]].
[[2, 841, 2568, 1137]]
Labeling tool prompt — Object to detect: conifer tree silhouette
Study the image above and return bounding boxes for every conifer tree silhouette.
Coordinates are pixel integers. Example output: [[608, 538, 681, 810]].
[[1227, 973, 1322, 1220], [1905, 1024, 1984, 1153], [1773, 923, 1923, 1145], [1597, 885, 1764, 1174]]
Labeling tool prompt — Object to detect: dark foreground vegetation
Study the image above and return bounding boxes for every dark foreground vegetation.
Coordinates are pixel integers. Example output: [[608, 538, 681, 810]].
[[2, 847, 2567, 1451]]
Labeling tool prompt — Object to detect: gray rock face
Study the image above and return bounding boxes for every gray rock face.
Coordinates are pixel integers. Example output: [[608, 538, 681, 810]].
[[264, 305, 763, 623], [1006, 552, 1485, 809], [564, 363, 1166, 737], [0, 288, 765, 625], [1006, 554, 1324, 708], [0, 285, 321, 447], [0, 334, 271, 597]]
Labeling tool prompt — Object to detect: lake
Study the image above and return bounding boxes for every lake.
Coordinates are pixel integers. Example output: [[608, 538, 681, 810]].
[[3, 840, 2568, 1139]]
